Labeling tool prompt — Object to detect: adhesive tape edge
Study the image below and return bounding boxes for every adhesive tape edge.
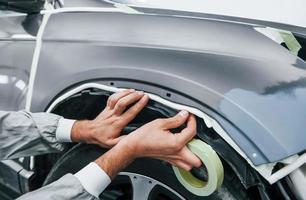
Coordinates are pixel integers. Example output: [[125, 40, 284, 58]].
[[173, 139, 224, 196]]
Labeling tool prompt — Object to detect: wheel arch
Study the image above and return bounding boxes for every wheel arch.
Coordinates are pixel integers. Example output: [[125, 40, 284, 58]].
[[37, 78, 266, 189]]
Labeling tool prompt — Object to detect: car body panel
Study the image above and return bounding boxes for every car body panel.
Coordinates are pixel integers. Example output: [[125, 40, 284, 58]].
[[112, 0, 306, 28], [0, 13, 38, 196], [62, 0, 306, 36], [28, 11, 306, 165], [63, 0, 114, 8], [0, 14, 36, 111]]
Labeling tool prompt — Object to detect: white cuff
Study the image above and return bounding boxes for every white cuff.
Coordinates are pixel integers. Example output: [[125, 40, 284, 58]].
[[74, 162, 111, 198], [56, 118, 76, 142]]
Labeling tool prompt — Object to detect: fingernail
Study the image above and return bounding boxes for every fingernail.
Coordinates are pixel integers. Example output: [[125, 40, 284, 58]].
[[129, 89, 135, 92], [197, 159, 202, 167], [179, 110, 189, 117], [137, 91, 144, 95], [142, 94, 149, 99], [140, 95, 149, 102]]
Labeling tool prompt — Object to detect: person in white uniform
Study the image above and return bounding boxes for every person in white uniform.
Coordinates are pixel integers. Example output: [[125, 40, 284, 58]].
[[0, 89, 201, 200]]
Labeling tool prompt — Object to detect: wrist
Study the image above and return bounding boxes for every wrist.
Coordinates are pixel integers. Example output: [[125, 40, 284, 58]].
[[117, 137, 139, 159], [71, 120, 94, 143], [95, 141, 135, 179]]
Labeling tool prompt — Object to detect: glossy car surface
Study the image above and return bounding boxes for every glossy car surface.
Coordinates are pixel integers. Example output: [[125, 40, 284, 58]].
[[1, 0, 306, 199], [29, 10, 306, 165]]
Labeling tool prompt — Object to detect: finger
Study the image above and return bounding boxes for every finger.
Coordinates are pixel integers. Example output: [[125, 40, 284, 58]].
[[175, 115, 197, 146], [105, 135, 127, 147], [172, 160, 193, 171], [154, 148, 201, 169], [154, 157, 192, 171], [179, 147, 202, 168], [121, 95, 149, 123], [153, 154, 182, 160], [113, 91, 145, 115], [107, 89, 135, 109], [166, 160, 177, 167], [161, 110, 189, 129]]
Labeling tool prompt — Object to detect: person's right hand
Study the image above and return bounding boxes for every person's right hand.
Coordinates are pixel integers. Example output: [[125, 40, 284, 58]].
[[120, 111, 202, 171], [94, 110, 202, 179]]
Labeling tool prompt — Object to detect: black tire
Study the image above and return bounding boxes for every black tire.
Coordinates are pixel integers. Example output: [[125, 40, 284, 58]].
[[44, 143, 252, 200]]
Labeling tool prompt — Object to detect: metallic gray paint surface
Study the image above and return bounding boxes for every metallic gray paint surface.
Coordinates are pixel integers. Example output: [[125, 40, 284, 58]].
[[31, 12, 306, 165], [63, 0, 114, 8], [0, 14, 37, 195], [0, 15, 36, 111], [135, 7, 306, 37], [64, 0, 306, 36]]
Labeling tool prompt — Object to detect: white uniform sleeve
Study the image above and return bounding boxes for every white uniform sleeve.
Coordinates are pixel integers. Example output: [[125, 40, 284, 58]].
[[0, 111, 111, 198], [17, 174, 99, 200], [74, 162, 111, 198], [56, 118, 76, 142], [56, 118, 111, 197]]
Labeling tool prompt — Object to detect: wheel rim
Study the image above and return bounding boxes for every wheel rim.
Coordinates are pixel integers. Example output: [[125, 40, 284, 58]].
[[100, 172, 185, 200]]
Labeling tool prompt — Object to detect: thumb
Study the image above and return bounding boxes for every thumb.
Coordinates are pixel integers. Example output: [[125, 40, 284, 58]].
[[106, 135, 127, 147], [162, 110, 189, 129]]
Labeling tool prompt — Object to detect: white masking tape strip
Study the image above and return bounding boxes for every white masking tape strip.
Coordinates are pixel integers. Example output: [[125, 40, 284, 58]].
[[25, 12, 51, 111], [10, 34, 36, 40], [41, 7, 130, 14], [254, 27, 301, 55], [267, 153, 306, 184], [45, 82, 304, 184], [254, 27, 284, 44], [173, 139, 224, 196], [46, 83, 253, 166], [114, 3, 142, 14]]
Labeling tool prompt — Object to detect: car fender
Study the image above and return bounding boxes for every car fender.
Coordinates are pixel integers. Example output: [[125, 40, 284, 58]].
[[29, 11, 306, 166]]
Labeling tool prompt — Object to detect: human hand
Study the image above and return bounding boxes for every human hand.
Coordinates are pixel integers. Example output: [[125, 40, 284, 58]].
[[94, 111, 201, 179], [119, 111, 202, 171], [71, 89, 149, 147]]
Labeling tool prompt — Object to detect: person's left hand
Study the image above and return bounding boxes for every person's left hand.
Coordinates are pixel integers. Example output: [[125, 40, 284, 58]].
[[71, 89, 149, 147]]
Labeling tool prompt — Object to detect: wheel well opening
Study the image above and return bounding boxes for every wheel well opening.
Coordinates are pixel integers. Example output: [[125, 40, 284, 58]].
[[35, 87, 272, 198]]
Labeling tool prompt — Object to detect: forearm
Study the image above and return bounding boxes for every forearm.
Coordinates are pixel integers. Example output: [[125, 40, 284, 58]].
[[70, 120, 95, 144], [17, 174, 98, 200], [94, 141, 135, 179], [72, 143, 134, 198], [0, 111, 70, 160], [71, 140, 136, 199]]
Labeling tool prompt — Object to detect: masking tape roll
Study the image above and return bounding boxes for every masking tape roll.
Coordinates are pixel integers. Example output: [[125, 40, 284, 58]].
[[173, 139, 224, 196]]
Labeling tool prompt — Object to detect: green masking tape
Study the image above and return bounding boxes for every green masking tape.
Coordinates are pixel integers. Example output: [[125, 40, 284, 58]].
[[173, 139, 224, 196], [279, 31, 301, 55]]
